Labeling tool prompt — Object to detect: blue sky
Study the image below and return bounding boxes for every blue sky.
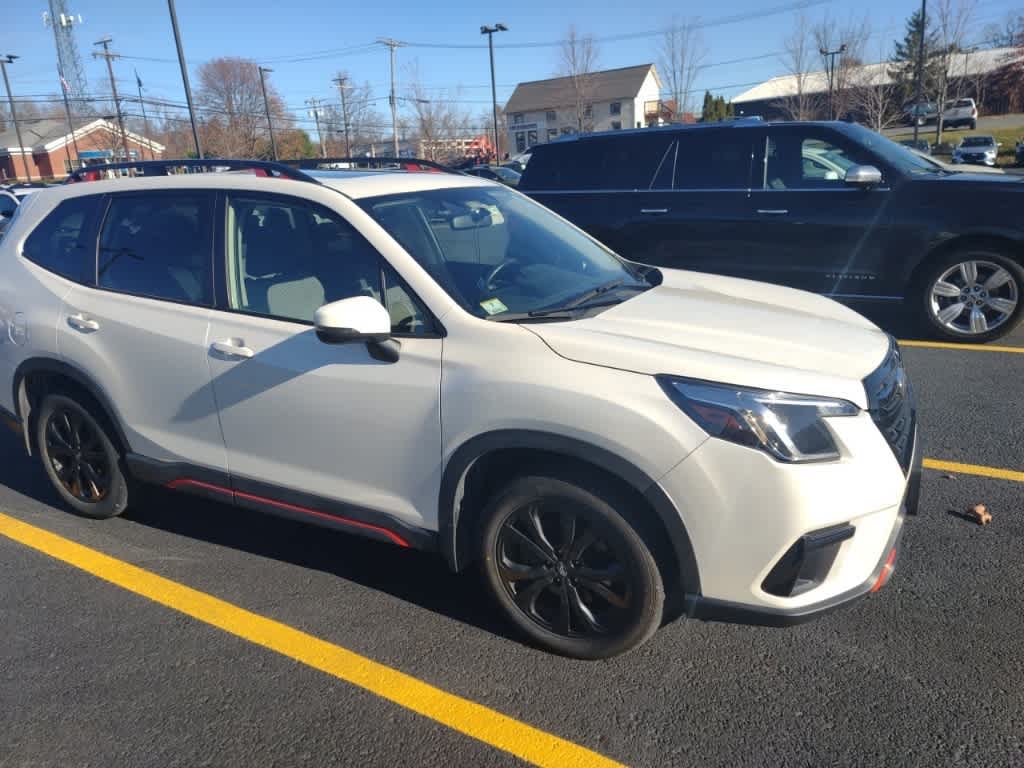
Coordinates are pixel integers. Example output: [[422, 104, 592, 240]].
[[3, 0, 1019, 135]]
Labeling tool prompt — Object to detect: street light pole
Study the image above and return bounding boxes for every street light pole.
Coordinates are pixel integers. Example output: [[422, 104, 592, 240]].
[[480, 23, 508, 162], [167, 0, 202, 158], [913, 0, 927, 144], [819, 44, 847, 120], [0, 55, 31, 181], [258, 66, 278, 160]]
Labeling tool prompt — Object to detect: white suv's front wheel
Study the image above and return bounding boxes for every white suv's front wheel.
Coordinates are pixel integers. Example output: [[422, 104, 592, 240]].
[[35, 393, 129, 519], [479, 474, 665, 659]]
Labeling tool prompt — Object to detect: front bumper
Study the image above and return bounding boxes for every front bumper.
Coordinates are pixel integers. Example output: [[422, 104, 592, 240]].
[[662, 416, 922, 627]]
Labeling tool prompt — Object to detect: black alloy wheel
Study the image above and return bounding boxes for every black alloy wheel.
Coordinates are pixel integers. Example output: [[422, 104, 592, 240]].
[[480, 474, 664, 659], [36, 393, 129, 519]]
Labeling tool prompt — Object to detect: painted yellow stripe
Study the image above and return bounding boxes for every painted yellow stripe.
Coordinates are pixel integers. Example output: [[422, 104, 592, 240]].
[[898, 340, 1024, 354], [923, 458, 1024, 484], [0, 511, 624, 768]]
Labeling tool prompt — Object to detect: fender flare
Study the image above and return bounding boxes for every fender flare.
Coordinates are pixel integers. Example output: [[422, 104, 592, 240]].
[[12, 357, 132, 455], [438, 429, 701, 596]]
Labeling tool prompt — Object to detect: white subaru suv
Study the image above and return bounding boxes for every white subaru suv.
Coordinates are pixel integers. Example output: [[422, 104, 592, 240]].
[[0, 160, 920, 658]]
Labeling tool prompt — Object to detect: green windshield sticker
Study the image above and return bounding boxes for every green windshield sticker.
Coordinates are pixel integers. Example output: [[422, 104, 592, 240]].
[[479, 297, 509, 315]]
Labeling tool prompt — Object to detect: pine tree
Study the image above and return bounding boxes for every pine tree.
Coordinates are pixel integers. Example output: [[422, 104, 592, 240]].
[[888, 9, 943, 105], [701, 90, 714, 122]]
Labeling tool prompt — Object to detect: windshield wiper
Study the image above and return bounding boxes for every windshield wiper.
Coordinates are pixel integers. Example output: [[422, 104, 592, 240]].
[[530, 279, 649, 316]]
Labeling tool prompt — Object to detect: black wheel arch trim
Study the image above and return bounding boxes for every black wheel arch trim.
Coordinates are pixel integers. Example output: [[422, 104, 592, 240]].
[[12, 357, 132, 456], [438, 429, 702, 596]]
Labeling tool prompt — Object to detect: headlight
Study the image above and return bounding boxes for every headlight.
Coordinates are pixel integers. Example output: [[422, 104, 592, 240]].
[[658, 377, 859, 463]]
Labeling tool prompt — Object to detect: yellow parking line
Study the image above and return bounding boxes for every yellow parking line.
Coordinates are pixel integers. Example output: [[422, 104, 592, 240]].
[[923, 458, 1024, 484], [0, 511, 624, 768], [898, 340, 1024, 354]]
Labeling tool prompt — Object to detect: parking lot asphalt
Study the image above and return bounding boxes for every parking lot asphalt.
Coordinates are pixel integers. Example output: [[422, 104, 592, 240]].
[[1, 317, 1022, 768]]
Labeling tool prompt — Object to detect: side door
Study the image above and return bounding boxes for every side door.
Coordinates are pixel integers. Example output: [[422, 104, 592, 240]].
[[745, 126, 895, 296], [59, 190, 228, 474], [205, 191, 443, 538], [617, 128, 756, 274]]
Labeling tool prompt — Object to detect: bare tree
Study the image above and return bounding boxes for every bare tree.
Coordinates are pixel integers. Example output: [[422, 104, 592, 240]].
[[776, 13, 820, 120], [559, 25, 600, 132], [405, 62, 470, 162], [659, 17, 706, 118], [195, 57, 286, 158], [813, 14, 872, 119], [932, 0, 975, 144], [850, 41, 901, 131]]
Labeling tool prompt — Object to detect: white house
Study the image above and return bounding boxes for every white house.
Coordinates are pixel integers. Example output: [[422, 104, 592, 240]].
[[503, 64, 670, 154]]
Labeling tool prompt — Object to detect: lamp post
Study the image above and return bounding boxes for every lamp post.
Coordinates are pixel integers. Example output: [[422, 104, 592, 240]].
[[0, 54, 31, 181], [819, 43, 847, 120], [167, 0, 202, 158], [480, 23, 507, 162]]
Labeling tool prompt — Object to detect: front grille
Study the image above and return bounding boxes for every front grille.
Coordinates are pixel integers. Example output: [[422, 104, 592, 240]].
[[863, 340, 916, 474]]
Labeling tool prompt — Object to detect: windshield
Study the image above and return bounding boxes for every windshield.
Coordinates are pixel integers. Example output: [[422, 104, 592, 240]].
[[961, 136, 994, 147], [837, 123, 945, 176], [358, 186, 649, 320]]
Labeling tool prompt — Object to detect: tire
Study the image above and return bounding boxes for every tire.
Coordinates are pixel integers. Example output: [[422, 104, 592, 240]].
[[970, 119, 977, 130], [917, 248, 1024, 342], [35, 393, 129, 519], [478, 473, 665, 659]]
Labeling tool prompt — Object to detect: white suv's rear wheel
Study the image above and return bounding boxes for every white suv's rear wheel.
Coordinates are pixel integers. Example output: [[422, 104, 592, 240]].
[[479, 474, 664, 659], [35, 393, 129, 519]]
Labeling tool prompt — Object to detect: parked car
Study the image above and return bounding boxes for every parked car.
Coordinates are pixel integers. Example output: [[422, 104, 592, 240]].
[[952, 135, 1001, 167], [909, 148, 1003, 175], [464, 164, 521, 186], [900, 138, 932, 154], [903, 102, 939, 127], [519, 120, 1024, 342], [1015, 139, 1024, 167], [502, 153, 532, 174], [941, 98, 978, 130], [0, 158, 920, 659]]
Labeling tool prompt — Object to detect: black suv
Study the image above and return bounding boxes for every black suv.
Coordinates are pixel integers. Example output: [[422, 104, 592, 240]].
[[520, 121, 1024, 342]]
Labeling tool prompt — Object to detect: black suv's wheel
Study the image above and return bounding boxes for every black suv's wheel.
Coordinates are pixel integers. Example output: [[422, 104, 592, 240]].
[[479, 474, 664, 659], [918, 248, 1023, 342], [35, 393, 129, 519]]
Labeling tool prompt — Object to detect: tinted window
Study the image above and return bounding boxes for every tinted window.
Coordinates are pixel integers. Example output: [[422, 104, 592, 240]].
[[674, 131, 753, 189], [0, 191, 16, 218], [98, 193, 213, 304], [225, 195, 428, 335], [23, 195, 102, 283], [522, 134, 676, 191]]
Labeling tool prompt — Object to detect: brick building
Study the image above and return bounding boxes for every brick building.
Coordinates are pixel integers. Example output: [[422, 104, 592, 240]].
[[0, 118, 164, 182]]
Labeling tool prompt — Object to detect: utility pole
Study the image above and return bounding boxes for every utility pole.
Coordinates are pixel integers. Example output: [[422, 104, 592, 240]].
[[819, 44, 847, 120], [57, 69, 77, 173], [0, 55, 32, 181], [377, 38, 403, 157], [134, 70, 152, 160], [332, 74, 351, 157], [258, 66, 278, 160], [306, 98, 326, 158], [913, 0, 927, 143], [480, 23, 508, 162], [93, 36, 131, 163], [167, 0, 201, 158]]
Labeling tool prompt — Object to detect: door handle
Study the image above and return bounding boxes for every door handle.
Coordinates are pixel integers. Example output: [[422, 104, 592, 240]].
[[640, 208, 669, 215], [756, 209, 789, 215], [67, 313, 100, 332], [211, 339, 255, 359]]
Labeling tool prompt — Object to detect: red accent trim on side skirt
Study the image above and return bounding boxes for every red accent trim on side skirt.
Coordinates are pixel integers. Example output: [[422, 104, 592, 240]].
[[164, 478, 411, 548]]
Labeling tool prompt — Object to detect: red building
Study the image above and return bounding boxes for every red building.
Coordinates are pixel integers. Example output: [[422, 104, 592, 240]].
[[0, 118, 164, 182]]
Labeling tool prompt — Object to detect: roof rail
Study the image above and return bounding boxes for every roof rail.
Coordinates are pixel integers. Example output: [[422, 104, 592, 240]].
[[64, 158, 320, 184], [289, 157, 460, 174]]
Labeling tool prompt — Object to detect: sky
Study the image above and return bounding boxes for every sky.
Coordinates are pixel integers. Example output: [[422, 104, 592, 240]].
[[2, 0, 1020, 137]]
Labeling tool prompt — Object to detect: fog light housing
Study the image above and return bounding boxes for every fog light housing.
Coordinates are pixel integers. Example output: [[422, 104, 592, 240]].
[[762, 524, 855, 597]]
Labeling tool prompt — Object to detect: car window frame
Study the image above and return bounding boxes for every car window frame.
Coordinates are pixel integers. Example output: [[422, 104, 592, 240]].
[[92, 189, 218, 307], [213, 190, 444, 339]]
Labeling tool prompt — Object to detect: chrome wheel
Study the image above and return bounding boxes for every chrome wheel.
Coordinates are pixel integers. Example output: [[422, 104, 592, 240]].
[[495, 502, 632, 638], [44, 407, 110, 503], [929, 259, 1019, 336]]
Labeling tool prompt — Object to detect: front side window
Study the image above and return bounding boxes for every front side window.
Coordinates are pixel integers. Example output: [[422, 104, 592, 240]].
[[98, 193, 213, 304], [225, 195, 428, 334], [358, 186, 649, 320], [23, 194, 103, 284], [764, 131, 871, 189]]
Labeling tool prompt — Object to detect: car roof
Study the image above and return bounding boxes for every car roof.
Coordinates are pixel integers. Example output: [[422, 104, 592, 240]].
[[40, 168, 500, 202]]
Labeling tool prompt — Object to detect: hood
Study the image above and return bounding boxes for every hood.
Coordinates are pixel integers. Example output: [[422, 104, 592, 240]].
[[526, 269, 891, 408]]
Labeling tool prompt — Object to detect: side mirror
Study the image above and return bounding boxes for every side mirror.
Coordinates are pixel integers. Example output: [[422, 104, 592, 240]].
[[845, 164, 883, 188], [314, 296, 390, 344]]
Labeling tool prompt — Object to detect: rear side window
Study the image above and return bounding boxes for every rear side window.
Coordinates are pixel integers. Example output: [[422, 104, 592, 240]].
[[98, 193, 214, 305], [522, 134, 677, 191], [674, 131, 754, 190], [22, 195, 103, 283]]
